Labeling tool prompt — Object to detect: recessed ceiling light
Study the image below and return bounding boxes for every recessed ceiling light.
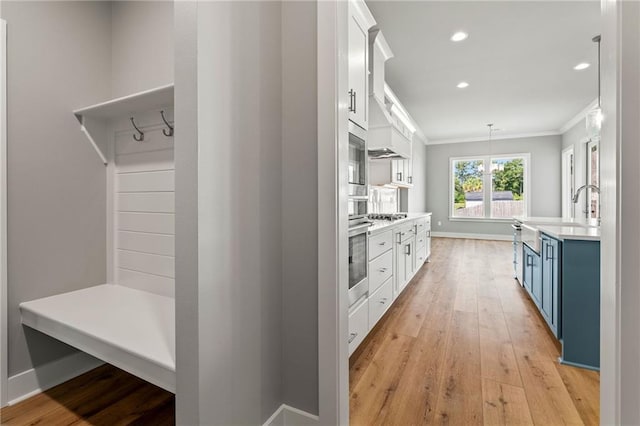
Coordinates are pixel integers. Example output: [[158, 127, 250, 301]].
[[574, 62, 590, 70], [457, 81, 469, 89], [450, 31, 469, 42]]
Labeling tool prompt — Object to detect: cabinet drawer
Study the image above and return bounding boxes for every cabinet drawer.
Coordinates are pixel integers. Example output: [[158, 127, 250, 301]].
[[369, 250, 393, 293], [415, 231, 427, 251], [395, 223, 415, 243], [369, 276, 393, 329], [416, 245, 428, 267], [369, 230, 393, 261], [348, 298, 369, 356], [415, 217, 430, 235]]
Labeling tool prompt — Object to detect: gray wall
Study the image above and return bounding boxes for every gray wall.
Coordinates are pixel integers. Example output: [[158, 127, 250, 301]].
[[111, 1, 174, 97], [175, 2, 284, 424], [2, 0, 175, 379], [425, 135, 562, 236], [282, 0, 318, 415], [2, 1, 111, 377]]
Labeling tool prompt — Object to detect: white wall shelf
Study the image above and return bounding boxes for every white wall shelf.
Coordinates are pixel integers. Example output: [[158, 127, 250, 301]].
[[20, 284, 175, 393], [73, 84, 174, 165]]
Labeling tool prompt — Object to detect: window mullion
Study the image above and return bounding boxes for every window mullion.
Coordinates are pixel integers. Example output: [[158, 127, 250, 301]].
[[484, 157, 491, 218]]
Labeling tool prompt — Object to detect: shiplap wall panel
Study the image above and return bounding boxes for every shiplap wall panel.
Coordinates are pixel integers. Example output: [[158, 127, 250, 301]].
[[114, 120, 174, 297], [117, 249, 174, 278], [118, 231, 174, 257], [116, 149, 174, 173], [118, 192, 175, 213], [118, 212, 174, 234], [117, 170, 174, 193], [118, 268, 174, 298]]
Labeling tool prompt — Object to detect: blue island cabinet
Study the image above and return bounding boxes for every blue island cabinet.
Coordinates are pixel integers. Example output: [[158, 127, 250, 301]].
[[560, 238, 601, 370], [541, 236, 561, 337]]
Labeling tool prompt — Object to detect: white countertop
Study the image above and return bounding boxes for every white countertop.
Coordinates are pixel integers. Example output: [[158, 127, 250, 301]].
[[368, 212, 432, 235], [537, 224, 601, 242], [514, 216, 600, 227]]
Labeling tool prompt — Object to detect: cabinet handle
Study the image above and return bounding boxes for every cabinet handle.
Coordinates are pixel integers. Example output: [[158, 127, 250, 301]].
[[427, 230, 431, 237], [397, 233, 402, 244], [397, 172, 402, 181], [353, 90, 357, 113], [348, 332, 358, 344], [348, 89, 355, 112], [379, 241, 386, 246], [526, 254, 533, 267], [405, 244, 411, 255], [546, 244, 553, 260], [379, 267, 388, 272], [379, 298, 387, 304], [408, 176, 413, 184]]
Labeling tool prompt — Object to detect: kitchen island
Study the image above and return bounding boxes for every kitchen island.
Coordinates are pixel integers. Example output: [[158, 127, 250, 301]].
[[514, 217, 600, 370]]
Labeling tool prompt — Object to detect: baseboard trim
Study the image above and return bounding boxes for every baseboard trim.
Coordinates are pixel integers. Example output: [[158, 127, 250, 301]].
[[7, 351, 103, 405], [263, 404, 319, 426], [431, 231, 512, 241]]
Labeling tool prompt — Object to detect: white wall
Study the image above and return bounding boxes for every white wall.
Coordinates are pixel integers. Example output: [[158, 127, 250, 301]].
[[425, 135, 562, 236], [175, 2, 284, 424]]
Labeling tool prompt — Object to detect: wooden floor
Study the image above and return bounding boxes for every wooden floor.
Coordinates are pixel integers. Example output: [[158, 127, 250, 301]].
[[0, 364, 174, 426], [350, 237, 600, 426]]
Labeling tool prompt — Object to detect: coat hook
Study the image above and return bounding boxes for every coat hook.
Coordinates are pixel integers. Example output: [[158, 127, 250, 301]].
[[160, 110, 174, 137], [130, 117, 144, 142]]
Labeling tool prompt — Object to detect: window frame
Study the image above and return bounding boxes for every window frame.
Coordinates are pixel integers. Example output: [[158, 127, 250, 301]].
[[449, 153, 531, 222]]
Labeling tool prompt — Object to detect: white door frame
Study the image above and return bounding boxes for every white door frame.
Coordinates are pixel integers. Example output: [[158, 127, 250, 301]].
[[561, 146, 575, 219], [317, 1, 349, 424], [600, 0, 639, 424], [0, 17, 8, 408]]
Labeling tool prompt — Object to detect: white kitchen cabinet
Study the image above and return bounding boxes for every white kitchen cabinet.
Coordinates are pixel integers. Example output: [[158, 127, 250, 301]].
[[348, 297, 369, 356], [369, 249, 393, 294], [368, 276, 393, 329], [369, 32, 393, 103], [348, 1, 369, 130], [391, 157, 413, 187]]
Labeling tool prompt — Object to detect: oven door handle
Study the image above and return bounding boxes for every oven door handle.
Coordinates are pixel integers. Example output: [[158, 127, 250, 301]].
[[348, 223, 371, 237]]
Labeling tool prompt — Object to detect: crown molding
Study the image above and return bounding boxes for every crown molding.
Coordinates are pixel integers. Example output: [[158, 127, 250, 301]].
[[427, 130, 561, 146], [559, 98, 599, 134]]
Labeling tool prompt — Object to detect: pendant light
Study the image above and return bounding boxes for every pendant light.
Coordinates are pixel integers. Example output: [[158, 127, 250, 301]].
[[586, 35, 602, 139]]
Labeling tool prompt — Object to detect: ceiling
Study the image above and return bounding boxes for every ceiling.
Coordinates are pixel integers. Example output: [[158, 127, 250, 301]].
[[366, 1, 601, 143]]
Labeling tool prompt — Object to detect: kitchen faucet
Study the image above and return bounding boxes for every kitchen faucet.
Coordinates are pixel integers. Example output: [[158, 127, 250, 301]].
[[573, 184, 601, 225]]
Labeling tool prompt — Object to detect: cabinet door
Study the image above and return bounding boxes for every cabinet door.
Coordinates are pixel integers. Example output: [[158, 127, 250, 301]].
[[406, 158, 414, 186], [406, 239, 415, 278], [523, 246, 532, 293], [531, 249, 542, 306], [549, 238, 561, 336], [391, 159, 404, 185], [395, 233, 407, 296], [541, 238, 553, 322], [348, 10, 368, 129]]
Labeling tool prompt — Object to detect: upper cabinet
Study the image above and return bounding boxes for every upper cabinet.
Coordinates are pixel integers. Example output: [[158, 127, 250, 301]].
[[348, 0, 375, 130]]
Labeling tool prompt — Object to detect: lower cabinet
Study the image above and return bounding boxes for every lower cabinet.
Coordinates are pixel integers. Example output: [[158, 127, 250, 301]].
[[368, 276, 393, 328], [541, 236, 561, 337], [348, 297, 368, 356], [523, 236, 561, 339]]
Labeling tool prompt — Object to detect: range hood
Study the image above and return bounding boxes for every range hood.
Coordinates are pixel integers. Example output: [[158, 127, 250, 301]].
[[367, 94, 413, 159]]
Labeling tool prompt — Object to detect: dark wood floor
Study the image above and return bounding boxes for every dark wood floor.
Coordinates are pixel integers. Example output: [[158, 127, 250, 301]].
[[0, 364, 174, 426], [350, 237, 600, 426]]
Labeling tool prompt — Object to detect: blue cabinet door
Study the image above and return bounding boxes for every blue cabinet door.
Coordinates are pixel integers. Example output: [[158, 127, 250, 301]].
[[522, 245, 532, 294], [541, 238, 553, 322], [531, 248, 542, 306]]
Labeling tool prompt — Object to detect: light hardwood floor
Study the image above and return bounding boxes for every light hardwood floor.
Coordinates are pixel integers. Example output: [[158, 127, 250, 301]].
[[0, 364, 174, 426], [350, 237, 600, 426]]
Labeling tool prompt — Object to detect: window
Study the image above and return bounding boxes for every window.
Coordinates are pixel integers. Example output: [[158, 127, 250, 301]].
[[451, 154, 529, 220]]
